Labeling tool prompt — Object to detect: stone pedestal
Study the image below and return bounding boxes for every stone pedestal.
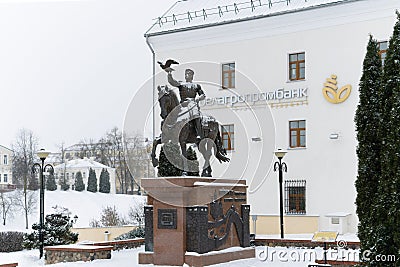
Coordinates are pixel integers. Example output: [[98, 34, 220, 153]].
[[138, 177, 255, 266]]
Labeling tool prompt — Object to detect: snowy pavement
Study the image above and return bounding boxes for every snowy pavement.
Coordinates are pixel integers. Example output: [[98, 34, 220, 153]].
[[0, 245, 360, 267]]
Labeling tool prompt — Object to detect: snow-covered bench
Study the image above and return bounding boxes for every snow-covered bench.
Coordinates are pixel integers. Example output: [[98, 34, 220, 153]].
[[44, 245, 113, 265]]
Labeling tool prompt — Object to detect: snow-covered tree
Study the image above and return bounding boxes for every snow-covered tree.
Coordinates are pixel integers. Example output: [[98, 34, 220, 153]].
[[374, 11, 400, 264], [355, 35, 383, 264], [59, 175, 70, 191], [45, 169, 57, 191], [99, 168, 110, 193], [23, 213, 78, 249], [86, 168, 97, 193], [74, 171, 85, 192]]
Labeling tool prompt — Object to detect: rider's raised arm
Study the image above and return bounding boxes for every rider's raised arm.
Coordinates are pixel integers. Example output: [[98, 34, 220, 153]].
[[168, 73, 180, 87]]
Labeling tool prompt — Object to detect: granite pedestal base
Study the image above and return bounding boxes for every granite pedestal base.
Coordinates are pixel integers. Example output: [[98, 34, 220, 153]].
[[138, 177, 254, 266]]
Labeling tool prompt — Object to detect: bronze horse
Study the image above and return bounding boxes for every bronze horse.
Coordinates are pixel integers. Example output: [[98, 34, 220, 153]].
[[151, 86, 229, 177]]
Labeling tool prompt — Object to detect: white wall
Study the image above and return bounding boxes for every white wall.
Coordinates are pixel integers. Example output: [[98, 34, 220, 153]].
[[147, 0, 398, 233]]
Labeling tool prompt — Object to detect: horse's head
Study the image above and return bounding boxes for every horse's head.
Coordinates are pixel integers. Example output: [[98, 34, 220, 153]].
[[158, 85, 179, 119]]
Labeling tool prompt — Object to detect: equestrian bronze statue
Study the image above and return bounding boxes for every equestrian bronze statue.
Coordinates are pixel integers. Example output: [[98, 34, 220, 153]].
[[151, 65, 229, 177]]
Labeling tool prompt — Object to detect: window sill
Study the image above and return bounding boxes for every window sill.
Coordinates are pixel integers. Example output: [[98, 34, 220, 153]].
[[287, 147, 307, 150], [219, 87, 235, 91], [286, 79, 306, 83]]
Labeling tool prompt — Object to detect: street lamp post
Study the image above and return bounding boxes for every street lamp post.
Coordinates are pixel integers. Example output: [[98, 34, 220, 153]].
[[274, 149, 287, 239], [32, 149, 53, 259]]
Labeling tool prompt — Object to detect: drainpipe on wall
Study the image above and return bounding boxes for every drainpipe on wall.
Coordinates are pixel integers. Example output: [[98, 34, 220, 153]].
[[145, 36, 156, 142]]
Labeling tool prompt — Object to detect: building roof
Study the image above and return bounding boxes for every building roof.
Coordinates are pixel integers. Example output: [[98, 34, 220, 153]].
[[145, 0, 364, 36], [0, 144, 13, 152], [54, 157, 113, 170]]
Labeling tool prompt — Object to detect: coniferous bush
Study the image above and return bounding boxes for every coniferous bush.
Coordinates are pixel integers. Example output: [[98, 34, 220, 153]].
[[355, 12, 400, 266], [114, 227, 145, 240], [0, 232, 25, 252], [60, 174, 70, 191], [46, 170, 57, 191], [99, 168, 111, 193], [23, 213, 78, 249], [355, 35, 383, 263], [372, 11, 400, 264], [74, 171, 85, 192], [87, 168, 98, 193]]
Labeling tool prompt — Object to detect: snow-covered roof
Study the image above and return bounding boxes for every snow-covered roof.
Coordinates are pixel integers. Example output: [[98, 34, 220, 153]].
[[54, 157, 113, 170], [145, 0, 363, 36], [0, 144, 12, 152]]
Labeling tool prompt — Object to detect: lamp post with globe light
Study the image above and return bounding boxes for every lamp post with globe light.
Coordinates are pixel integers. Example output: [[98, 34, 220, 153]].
[[274, 149, 287, 239], [32, 149, 54, 259]]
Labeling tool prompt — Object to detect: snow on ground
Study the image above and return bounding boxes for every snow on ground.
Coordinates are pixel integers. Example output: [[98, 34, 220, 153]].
[[0, 245, 361, 267], [0, 190, 146, 232], [0, 190, 360, 266]]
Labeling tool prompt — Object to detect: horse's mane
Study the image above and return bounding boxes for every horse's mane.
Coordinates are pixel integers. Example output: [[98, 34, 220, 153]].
[[168, 87, 180, 108]]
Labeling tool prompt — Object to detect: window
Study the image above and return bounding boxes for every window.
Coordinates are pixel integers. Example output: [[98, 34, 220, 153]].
[[3, 174, 7, 183], [378, 41, 388, 66], [289, 52, 305, 81], [222, 63, 235, 89], [285, 180, 306, 214], [331, 217, 340, 225], [0, 174, 1, 182], [3, 155, 7, 165], [289, 120, 306, 148], [221, 124, 234, 151]]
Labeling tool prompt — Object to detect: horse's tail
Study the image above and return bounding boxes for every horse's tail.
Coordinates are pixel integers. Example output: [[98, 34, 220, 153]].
[[214, 129, 230, 163]]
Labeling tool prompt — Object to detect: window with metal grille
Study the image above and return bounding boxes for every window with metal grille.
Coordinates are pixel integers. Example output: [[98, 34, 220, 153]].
[[285, 180, 306, 214], [378, 41, 388, 66], [289, 52, 305, 81], [222, 63, 235, 89], [221, 124, 234, 151], [289, 120, 306, 148]]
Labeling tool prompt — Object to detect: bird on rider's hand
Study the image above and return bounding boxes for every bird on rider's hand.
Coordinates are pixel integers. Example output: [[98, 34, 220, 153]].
[[157, 59, 179, 73]]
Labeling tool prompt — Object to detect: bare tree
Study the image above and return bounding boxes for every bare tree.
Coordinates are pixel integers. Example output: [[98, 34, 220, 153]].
[[101, 127, 131, 194], [11, 129, 39, 229], [128, 200, 145, 227], [0, 192, 16, 225], [13, 189, 37, 229]]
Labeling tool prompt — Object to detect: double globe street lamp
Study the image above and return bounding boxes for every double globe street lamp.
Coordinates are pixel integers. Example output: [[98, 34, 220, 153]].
[[274, 149, 287, 239], [32, 149, 54, 259]]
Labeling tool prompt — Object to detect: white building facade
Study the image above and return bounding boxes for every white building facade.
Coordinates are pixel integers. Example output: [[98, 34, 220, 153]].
[[0, 145, 13, 187], [54, 157, 116, 194], [145, 0, 398, 235]]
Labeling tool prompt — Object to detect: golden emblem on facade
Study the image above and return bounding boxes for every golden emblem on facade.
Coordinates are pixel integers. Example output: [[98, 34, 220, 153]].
[[322, 75, 351, 104]]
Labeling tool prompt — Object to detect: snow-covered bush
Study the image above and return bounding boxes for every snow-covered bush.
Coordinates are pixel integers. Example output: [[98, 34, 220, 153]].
[[114, 227, 144, 240], [23, 213, 78, 249], [0, 231, 24, 252]]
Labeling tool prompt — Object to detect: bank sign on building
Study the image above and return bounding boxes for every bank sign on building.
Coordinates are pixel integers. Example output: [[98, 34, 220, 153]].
[[145, 0, 398, 235]]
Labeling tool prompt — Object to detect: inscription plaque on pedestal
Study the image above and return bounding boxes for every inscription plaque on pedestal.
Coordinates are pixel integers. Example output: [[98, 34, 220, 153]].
[[158, 209, 177, 229]]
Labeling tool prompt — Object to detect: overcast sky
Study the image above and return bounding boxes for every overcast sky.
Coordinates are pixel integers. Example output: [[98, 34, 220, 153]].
[[0, 0, 176, 151]]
